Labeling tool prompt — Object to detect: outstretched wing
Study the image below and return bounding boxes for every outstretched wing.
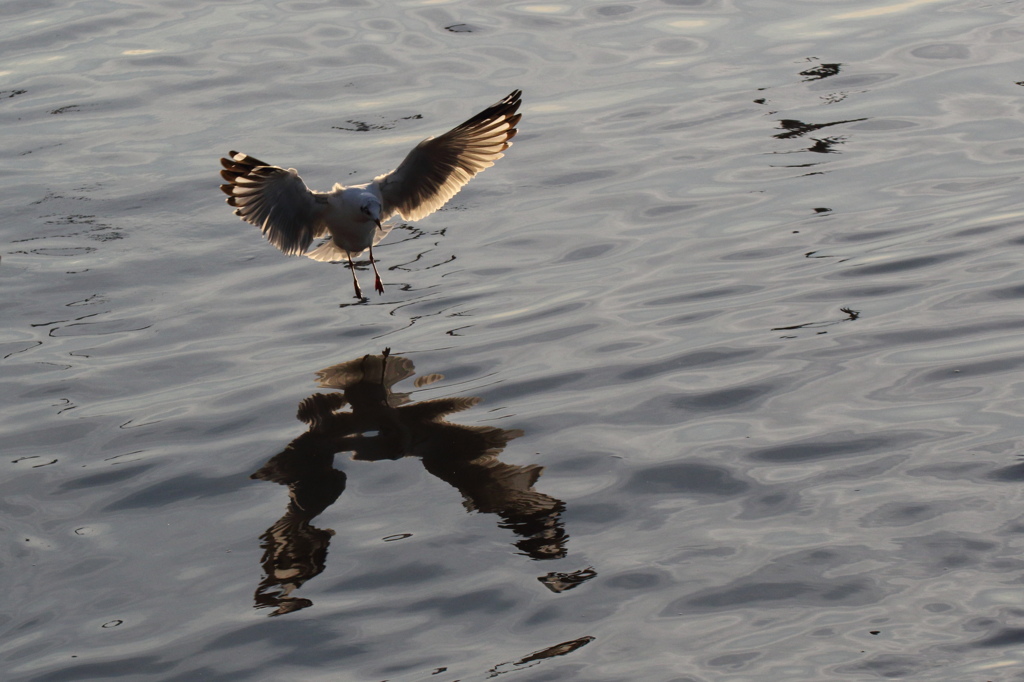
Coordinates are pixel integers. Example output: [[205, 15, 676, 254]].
[[219, 151, 329, 256], [373, 90, 522, 222]]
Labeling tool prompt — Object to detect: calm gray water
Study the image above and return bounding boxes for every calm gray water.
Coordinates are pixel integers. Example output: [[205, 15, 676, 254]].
[[4, 0, 1024, 680]]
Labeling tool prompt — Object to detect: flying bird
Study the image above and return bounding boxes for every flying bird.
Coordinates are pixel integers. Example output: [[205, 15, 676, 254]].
[[219, 90, 523, 299]]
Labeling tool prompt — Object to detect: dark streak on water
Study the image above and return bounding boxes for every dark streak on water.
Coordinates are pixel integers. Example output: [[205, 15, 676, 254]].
[[4, 0, 1024, 680]]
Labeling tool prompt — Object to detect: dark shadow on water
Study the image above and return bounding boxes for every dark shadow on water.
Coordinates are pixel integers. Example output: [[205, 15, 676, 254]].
[[800, 62, 841, 81], [251, 349, 568, 615], [487, 635, 595, 677], [773, 117, 868, 141]]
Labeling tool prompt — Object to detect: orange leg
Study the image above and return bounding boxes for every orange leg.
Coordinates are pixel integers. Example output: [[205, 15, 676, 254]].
[[346, 252, 363, 299], [370, 245, 384, 295]]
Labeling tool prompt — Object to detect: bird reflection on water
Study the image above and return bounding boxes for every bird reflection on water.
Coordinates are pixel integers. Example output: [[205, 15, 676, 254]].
[[252, 349, 568, 616]]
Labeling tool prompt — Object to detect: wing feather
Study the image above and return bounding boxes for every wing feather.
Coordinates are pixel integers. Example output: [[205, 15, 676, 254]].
[[373, 90, 522, 222], [219, 151, 328, 256]]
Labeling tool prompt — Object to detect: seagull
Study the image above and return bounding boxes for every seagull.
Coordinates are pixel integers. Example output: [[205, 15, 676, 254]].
[[219, 90, 523, 299]]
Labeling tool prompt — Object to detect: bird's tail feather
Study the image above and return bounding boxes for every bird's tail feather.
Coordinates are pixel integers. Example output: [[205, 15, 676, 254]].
[[307, 240, 352, 262], [307, 224, 397, 262]]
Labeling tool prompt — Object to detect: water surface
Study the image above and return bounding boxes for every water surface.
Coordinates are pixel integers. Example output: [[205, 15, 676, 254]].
[[4, 0, 1024, 680]]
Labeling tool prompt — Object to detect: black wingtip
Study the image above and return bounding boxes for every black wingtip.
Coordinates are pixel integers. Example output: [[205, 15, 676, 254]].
[[499, 90, 522, 109], [453, 90, 523, 134]]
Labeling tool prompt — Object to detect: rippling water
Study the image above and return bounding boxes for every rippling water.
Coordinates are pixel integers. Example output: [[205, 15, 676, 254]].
[[5, 0, 1024, 680]]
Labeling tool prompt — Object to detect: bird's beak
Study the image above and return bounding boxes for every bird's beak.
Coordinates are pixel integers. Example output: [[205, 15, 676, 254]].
[[375, 219, 382, 230]]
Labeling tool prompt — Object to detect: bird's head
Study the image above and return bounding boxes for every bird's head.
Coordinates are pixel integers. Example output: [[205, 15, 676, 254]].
[[360, 199, 383, 227]]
